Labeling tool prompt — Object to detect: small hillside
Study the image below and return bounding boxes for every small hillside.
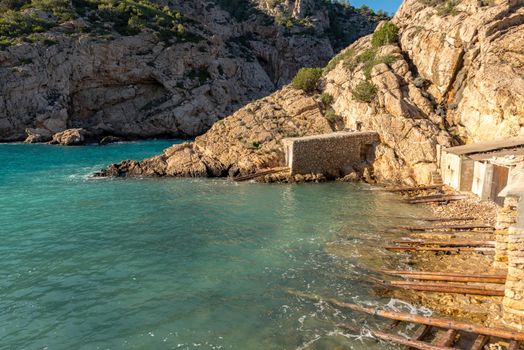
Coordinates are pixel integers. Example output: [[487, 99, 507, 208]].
[[0, 0, 382, 142], [100, 0, 524, 185]]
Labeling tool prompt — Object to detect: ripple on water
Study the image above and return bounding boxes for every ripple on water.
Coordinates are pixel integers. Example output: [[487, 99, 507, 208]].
[[0, 141, 431, 350]]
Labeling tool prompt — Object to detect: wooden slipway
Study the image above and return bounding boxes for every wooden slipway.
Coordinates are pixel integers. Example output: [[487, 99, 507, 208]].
[[290, 290, 524, 349]]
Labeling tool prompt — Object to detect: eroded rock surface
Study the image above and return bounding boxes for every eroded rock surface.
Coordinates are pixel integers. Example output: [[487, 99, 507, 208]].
[[0, 0, 380, 143], [100, 88, 334, 177], [102, 0, 524, 185]]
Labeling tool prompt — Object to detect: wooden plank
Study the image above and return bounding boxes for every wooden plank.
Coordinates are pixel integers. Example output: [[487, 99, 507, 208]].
[[469, 335, 489, 350], [413, 325, 431, 341], [289, 290, 524, 341], [338, 323, 456, 350], [408, 194, 464, 201], [402, 224, 494, 231], [382, 270, 506, 279], [392, 240, 495, 247], [395, 274, 505, 284], [408, 230, 495, 236], [390, 281, 504, 296], [385, 185, 443, 193], [407, 194, 468, 204], [421, 217, 476, 222], [382, 270, 506, 284], [436, 329, 457, 347], [385, 246, 495, 254]]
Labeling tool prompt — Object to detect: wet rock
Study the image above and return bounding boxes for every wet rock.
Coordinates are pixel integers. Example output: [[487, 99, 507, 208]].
[[99, 136, 123, 145]]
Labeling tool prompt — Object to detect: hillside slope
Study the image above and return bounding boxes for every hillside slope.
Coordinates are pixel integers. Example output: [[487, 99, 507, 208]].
[[100, 0, 524, 185], [0, 0, 382, 142]]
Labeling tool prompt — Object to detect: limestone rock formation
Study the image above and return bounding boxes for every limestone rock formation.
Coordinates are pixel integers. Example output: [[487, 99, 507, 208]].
[[99, 88, 334, 177], [100, 0, 523, 185], [49, 128, 89, 146], [0, 0, 380, 143], [394, 0, 524, 142]]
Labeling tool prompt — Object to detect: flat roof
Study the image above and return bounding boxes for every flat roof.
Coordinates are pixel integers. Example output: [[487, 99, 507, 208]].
[[469, 148, 524, 161], [282, 131, 378, 143], [444, 136, 524, 156]]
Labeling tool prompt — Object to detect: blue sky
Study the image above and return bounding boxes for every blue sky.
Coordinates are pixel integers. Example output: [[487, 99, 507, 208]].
[[349, 0, 403, 15]]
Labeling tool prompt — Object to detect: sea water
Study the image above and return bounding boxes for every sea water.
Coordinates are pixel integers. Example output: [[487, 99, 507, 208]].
[[0, 140, 428, 350]]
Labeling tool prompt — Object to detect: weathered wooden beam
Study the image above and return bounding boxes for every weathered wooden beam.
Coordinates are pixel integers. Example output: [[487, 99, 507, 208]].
[[401, 224, 494, 231], [390, 281, 504, 296], [338, 323, 455, 350], [469, 335, 489, 350], [289, 290, 524, 341], [421, 217, 476, 222], [382, 270, 506, 284], [382, 270, 504, 278], [385, 246, 495, 254], [385, 185, 443, 193], [413, 325, 431, 341], [392, 240, 496, 247], [407, 195, 468, 204], [436, 329, 457, 347], [407, 230, 495, 236]]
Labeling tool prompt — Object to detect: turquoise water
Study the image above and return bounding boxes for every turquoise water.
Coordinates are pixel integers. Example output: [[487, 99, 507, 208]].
[[0, 141, 427, 350]]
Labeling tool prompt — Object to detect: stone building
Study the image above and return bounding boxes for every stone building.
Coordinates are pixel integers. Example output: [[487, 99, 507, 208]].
[[282, 131, 379, 177]]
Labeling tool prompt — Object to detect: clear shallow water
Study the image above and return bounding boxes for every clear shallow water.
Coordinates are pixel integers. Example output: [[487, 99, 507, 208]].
[[0, 141, 429, 350]]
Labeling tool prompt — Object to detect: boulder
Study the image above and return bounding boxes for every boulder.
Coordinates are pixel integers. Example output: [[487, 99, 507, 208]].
[[49, 128, 89, 146]]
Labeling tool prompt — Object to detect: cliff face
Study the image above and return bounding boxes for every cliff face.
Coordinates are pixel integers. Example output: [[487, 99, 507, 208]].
[[102, 0, 524, 184], [394, 0, 524, 142], [0, 0, 380, 142]]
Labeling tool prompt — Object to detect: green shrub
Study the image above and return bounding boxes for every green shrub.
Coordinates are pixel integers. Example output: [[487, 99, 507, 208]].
[[352, 80, 377, 103], [325, 109, 338, 123], [326, 47, 355, 72], [437, 0, 459, 16], [371, 21, 399, 47], [321, 92, 333, 107], [291, 67, 323, 93]]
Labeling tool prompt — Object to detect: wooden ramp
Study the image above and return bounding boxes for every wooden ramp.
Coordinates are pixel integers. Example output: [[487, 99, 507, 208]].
[[385, 185, 444, 193], [232, 167, 290, 182], [290, 290, 524, 349]]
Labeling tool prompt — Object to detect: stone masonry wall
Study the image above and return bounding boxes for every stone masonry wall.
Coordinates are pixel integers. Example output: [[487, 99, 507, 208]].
[[504, 224, 524, 330], [283, 132, 379, 177], [495, 196, 519, 269], [502, 164, 524, 330]]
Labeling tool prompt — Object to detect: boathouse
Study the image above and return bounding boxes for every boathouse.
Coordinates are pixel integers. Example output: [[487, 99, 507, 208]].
[[438, 137, 524, 205], [282, 131, 379, 177]]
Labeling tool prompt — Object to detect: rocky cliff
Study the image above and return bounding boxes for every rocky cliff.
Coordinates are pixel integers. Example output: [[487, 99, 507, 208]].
[[0, 0, 381, 142], [101, 0, 523, 185]]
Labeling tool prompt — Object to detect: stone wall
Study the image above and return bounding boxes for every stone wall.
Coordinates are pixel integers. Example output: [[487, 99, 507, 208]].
[[501, 164, 524, 330], [282, 131, 379, 177], [494, 196, 519, 268]]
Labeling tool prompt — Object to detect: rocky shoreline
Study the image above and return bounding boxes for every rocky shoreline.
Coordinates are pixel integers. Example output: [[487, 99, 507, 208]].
[[388, 187, 504, 326], [94, 0, 524, 186]]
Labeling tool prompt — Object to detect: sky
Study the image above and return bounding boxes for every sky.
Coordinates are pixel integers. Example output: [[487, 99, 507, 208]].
[[349, 0, 403, 15]]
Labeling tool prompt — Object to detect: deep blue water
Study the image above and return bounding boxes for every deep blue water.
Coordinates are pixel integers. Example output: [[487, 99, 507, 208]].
[[0, 141, 427, 350]]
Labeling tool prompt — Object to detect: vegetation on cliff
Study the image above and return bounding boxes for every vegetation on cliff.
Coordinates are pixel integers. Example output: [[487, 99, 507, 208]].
[[0, 0, 198, 48]]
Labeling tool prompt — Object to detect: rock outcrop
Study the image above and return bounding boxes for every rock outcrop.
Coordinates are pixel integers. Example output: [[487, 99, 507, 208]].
[[100, 0, 524, 185], [394, 0, 524, 142], [0, 0, 380, 142], [101, 88, 334, 177]]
